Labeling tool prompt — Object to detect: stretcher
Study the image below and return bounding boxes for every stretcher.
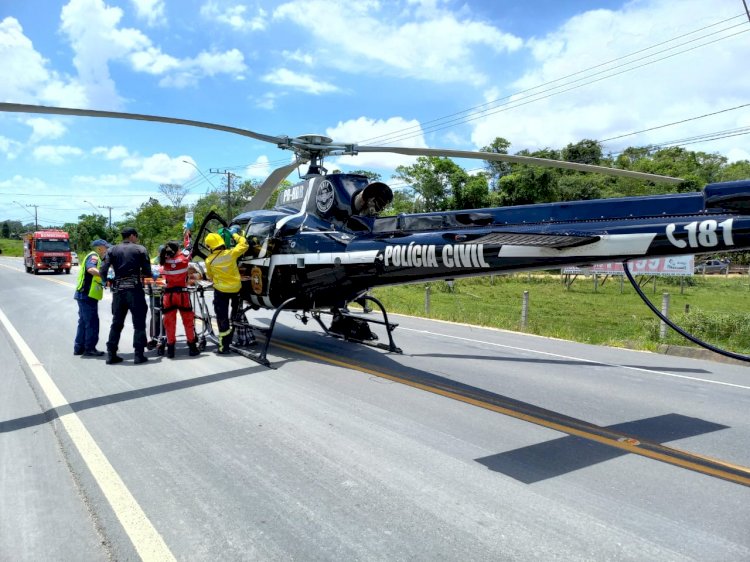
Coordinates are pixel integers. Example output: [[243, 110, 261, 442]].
[[145, 279, 210, 355]]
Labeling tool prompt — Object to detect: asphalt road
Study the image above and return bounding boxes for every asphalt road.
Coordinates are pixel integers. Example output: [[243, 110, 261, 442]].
[[1, 256, 749, 561]]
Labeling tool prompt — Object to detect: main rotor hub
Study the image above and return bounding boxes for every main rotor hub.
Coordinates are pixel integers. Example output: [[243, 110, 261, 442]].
[[296, 134, 332, 145]]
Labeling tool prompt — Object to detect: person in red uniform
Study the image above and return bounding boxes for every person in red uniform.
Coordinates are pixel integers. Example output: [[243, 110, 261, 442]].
[[159, 241, 200, 358]]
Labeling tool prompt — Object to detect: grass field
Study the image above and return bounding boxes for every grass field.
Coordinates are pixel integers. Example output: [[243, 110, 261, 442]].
[[372, 273, 750, 354], [0, 239, 23, 257]]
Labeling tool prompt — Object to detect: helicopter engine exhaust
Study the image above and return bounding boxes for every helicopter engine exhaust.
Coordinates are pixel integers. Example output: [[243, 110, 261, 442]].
[[353, 182, 394, 217]]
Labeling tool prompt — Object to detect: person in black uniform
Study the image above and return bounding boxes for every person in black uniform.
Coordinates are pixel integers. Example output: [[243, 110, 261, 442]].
[[99, 227, 155, 365]]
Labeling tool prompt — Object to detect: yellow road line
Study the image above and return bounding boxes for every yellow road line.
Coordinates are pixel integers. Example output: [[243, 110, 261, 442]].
[[274, 340, 750, 487], [0, 306, 175, 561]]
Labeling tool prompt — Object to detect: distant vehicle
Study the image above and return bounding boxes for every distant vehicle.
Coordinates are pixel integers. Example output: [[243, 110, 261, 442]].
[[22, 230, 72, 274], [71, 251, 79, 266], [694, 259, 730, 274]]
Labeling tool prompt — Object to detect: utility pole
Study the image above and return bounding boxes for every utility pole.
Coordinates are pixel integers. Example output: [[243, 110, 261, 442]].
[[101, 205, 113, 229], [14, 201, 38, 229], [84, 201, 113, 229], [209, 169, 236, 218], [28, 204, 38, 230]]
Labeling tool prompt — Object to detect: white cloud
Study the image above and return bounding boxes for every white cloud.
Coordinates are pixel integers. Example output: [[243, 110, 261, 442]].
[[32, 145, 84, 164], [470, 0, 750, 159], [244, 155, 271, 179], [254, 92, 280, 110], [262, 68, 338, 95], [129, 0, 166, 27], [273, 0, 522, 86], [72, 173, 131, 186], [130, 153, 197, 183], [129, 47, 181, 75], [0, 17, 86, 106], [92, 145, 130, 159], [327, 116, 427, 170], [57, 0, 247, 105], [60, 0, 151, 108], [200, 1, 268, 31], [281, 50, 314, 66], [26, 118, 67, 143], [157, 49, 247, 88], [727, 148, 750, 163], [0, 175, 48, 190], [0, 135, 24, 159]]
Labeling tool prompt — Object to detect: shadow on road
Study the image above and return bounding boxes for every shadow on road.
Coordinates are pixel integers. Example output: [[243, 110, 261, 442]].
[[0, 364, 276, 433], [475, 413, 728, 483]]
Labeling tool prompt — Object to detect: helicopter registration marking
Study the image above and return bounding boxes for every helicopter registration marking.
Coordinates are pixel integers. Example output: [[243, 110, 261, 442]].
[[666, 218, 734, 249], [383, 243, 490, 268]]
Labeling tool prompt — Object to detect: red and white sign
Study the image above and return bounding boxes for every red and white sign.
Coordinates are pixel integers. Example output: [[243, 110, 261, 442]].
[[562, 255, 694, 276], [35, 230, 68, 239]]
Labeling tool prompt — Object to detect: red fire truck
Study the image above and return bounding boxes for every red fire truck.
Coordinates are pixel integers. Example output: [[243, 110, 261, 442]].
[[22, 230, 73, 274]]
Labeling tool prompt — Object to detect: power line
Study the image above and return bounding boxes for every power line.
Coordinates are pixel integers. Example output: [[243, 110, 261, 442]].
[[374, 28, 750, 147], [599, 102, 750, 143], [358, 14, 749, 147], [209, 168, 238, 218]]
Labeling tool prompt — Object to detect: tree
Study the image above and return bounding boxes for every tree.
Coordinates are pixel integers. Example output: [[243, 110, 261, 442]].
[[63, 213, 108, 251], [454, 172, 491, 210], [498, 167, 559, 206], [562, 139, 602, 165], [1, 221, 9, 239], [556, 174, 603, 201], [384, 189, 416, 215], [394, 156, 467, 212], [122, 198, 184, 254], [481, 137, 513, 189], [718, 160, 750, 182], [158, 183, 189, 208], [347, 169, 382, 182]]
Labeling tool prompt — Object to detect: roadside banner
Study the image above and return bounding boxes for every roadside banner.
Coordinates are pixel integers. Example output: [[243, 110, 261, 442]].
[[562, 255, 694, 276]]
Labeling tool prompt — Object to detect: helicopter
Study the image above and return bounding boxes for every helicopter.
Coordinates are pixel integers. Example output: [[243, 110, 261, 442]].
[[3, 102, 750, 366]]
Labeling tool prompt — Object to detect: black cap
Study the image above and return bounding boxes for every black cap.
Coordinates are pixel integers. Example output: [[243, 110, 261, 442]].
[[121, 227, 138, 239]]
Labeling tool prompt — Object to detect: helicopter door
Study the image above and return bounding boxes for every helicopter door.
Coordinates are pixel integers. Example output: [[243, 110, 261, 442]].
[[192, 210, 228, 260]]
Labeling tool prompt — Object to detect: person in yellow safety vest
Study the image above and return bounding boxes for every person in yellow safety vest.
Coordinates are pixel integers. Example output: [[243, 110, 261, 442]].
[[204, 226, 249, 354], [73, 239, 110, 357]]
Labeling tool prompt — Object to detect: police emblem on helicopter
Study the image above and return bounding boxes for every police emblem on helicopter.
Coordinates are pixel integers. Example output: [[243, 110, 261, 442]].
[[316, 180, 335, 213]]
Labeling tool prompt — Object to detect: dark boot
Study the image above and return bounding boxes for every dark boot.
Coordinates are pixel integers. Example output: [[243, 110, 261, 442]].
[[134, 349, 149, 364], [217, 329, 234, 354], [106, 351, 124, 365], [188, 341, 200, 356], [167, 344, 175, 359]]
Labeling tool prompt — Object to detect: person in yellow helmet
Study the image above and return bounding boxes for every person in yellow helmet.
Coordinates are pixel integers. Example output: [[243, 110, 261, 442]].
[[204, 226, 249, 354]]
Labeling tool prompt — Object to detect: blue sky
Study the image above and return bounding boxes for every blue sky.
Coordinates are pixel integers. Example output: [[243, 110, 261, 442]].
[[1, 0, 748, 226]]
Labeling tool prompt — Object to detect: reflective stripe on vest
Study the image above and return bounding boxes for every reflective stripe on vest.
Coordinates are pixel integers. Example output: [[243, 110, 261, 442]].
[[162, 267, 189, 276], [75, 251, 104, 300]]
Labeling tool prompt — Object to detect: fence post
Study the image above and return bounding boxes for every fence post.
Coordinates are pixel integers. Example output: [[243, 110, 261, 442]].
[[659, 292, 670, 340], [520, 290, 529, 329], [425, 284, 431, 315], [593, 273, 598, 293]]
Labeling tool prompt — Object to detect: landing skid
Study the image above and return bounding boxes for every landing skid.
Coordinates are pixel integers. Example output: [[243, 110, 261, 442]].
[[205, 294, 401, 368], [200, 296, 297, 368], [309, 295, 402, 354]]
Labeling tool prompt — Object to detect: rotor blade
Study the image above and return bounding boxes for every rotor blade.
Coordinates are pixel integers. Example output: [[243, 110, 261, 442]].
[[356, 146, 684, 184], [243, 160, 305, 212], [0, 103, 285, 146]]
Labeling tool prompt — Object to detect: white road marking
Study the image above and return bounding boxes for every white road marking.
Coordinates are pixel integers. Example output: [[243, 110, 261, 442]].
[[0, 306, 176, 561], [400, 326, 750, 390]]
